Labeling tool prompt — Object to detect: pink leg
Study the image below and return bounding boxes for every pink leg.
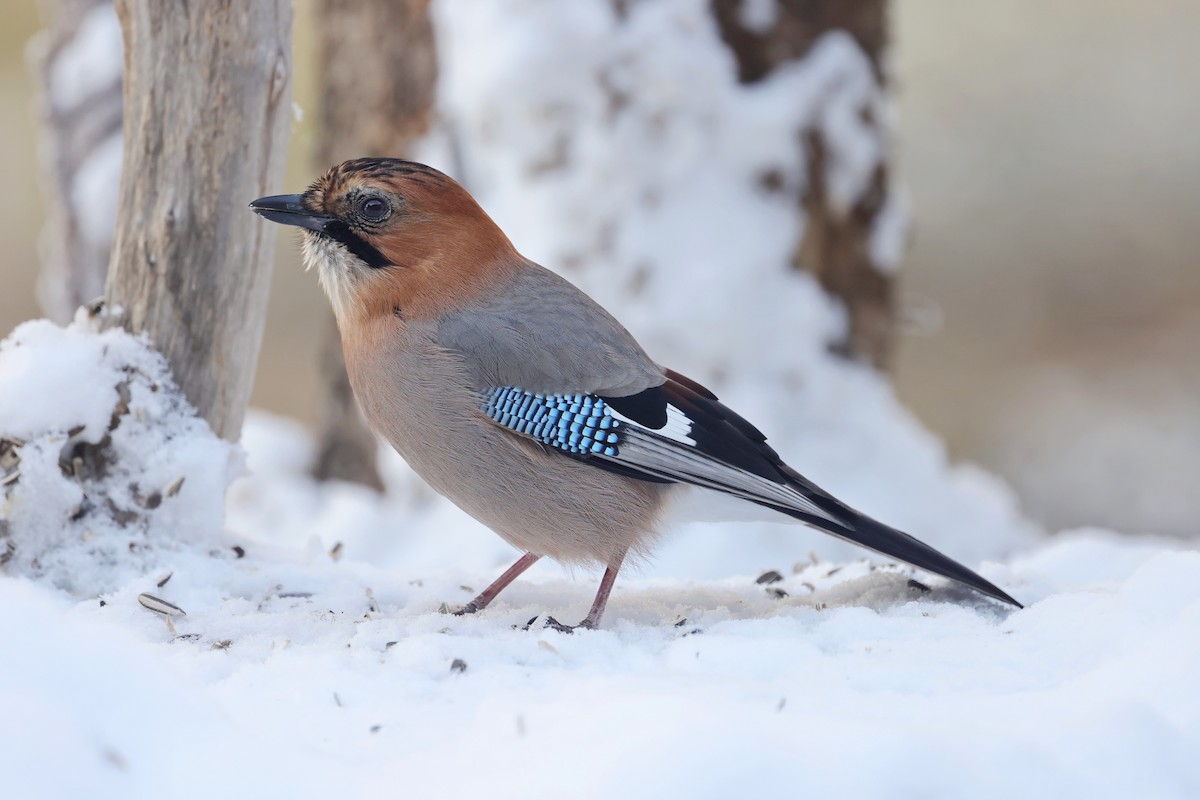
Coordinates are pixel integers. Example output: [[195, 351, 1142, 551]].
[[546, 551, 626, 632], [455, 552, 541, 615]]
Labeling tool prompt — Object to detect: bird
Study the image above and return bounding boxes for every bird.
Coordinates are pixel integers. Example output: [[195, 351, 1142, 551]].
[[250, 158, 1021, 630]]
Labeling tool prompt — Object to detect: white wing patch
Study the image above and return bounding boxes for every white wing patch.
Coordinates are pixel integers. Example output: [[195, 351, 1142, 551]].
[[604, 402, 844, 526], [608, 403, 697, 446]]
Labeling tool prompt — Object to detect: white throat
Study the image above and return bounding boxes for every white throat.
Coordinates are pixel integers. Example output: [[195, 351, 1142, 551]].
[[301, 232, 366, 325]]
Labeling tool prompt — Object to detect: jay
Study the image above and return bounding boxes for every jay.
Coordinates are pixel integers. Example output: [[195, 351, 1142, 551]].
[[251, 158, 1021, 630]]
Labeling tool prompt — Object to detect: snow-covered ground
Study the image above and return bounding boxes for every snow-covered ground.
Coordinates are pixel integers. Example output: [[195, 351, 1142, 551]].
[[4, 2, 1198, 797], [3, 298, 1198, 800]]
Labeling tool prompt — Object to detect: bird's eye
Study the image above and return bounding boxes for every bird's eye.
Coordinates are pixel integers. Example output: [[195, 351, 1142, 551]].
[[358, 197, 390, 221]]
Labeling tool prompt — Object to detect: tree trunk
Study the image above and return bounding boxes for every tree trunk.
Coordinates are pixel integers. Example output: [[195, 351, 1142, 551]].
[[309, 0, 437, 488], [29, 0, 122, 323], [104, 0, 293, 441], [712, 0, 898, 368]]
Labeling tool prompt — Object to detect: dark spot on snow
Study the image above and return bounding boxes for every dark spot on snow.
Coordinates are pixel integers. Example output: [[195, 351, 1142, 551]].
[[450, 658, 467, 674], [674, 618, 688, 628], [99, 599, 106, 607], [385, 641, 398, 649], [232, 545, 245, 559], [69, 499, 93, 522], [107, 498, 139, 526], [100, 747, 127, 771], [757, 168, 785, 193], [766, 587, 789, 599], [906, 578, 931, 594], [756, 570, 784, 585], [370, 725, 382, 734]]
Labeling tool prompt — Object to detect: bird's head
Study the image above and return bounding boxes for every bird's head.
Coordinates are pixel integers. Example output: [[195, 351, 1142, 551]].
[[251, 158, 516, 323]]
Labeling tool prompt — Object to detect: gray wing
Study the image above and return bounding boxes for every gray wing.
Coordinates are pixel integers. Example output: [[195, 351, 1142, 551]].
[[435, 263, 665, 397]]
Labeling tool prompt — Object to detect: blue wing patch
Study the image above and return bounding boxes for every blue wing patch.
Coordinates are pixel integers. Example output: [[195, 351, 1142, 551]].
[[481, 387, 621, 456]]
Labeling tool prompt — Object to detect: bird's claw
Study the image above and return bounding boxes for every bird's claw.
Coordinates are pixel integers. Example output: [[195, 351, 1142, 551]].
[[543, 615, 596, 634]]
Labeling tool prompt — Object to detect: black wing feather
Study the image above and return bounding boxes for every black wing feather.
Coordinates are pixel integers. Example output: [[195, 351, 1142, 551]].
[[484, 375, 1023, 608]]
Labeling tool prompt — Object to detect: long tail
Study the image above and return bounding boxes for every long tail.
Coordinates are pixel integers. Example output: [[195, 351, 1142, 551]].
[[772, 465, 1023, 608]]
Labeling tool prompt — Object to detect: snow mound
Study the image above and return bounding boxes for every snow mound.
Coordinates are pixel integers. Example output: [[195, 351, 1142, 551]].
[[0, 312, 240, 594]]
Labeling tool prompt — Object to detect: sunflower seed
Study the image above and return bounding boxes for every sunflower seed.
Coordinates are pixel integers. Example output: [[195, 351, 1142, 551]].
[[137, 593, 186, 618]]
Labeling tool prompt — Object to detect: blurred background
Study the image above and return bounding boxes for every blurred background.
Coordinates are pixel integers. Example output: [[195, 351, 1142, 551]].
[[0, 0, 1196, 539]]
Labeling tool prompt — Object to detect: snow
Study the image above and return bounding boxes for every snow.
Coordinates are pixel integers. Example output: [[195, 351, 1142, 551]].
[[70, 131, 124, 249], [4, 2, 1198, 797], [2, 321, 1198, 797], [0, 311, 239, 595], [46, 3, 122, 114], [4, 454, 1200, 799]]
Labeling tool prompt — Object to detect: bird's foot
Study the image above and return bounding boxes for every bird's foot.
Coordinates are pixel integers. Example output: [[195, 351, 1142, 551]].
[[451, 600, 482, 617], [542, 615, 597, 634]]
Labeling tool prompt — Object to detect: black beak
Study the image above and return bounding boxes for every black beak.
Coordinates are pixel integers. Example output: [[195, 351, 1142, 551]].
[[249, 193, 392, 269], [249, 194, 337, 233]]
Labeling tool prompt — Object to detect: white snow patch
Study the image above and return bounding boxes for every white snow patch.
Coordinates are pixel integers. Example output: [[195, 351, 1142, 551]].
[[738, 0, 778, 33], [870, 183, 910, 273], [2, 471, 1198, 798], [70, 130, 123, 248], [47, 3, 122, 113], [0, 314, 239, 594]]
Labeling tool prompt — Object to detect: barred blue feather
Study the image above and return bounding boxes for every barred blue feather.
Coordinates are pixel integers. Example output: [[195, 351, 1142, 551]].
[[481, 387, 622, 456]]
